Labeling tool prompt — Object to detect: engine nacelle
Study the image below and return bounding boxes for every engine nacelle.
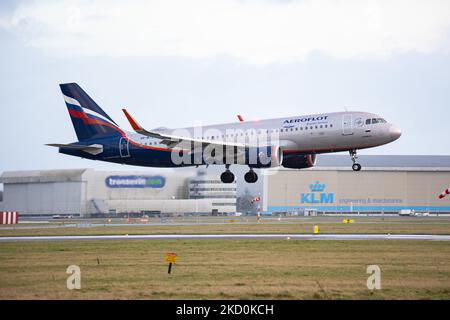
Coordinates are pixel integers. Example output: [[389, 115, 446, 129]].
[[201, 144, 283, 168], [246, 145, 283, 168], [282, 154, 316, 169]]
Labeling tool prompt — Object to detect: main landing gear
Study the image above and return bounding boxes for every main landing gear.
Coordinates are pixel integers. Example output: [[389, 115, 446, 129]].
[[350, 149, 362, 171], [244, 168, 258, 183], [219, 166, 259, 183], [220, 165, 235, 183]]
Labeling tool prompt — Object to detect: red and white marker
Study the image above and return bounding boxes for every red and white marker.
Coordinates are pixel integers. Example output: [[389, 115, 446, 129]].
[[0, 212, 19, 225], [251, 196, 261, 203], [438, 188, 449, 199]]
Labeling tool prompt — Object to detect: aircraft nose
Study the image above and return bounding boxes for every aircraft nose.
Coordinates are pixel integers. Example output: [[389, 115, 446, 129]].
[[389, 125, 402, 141]]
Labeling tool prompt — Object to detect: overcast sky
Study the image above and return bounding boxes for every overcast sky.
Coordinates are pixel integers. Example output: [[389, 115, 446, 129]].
[[1, 0, 450, 175]]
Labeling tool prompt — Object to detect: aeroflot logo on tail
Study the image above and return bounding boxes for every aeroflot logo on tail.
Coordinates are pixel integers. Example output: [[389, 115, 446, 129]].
[[106, 176, 165, 188], [284, 116, 328, 124], [301, 181, 334, 204]]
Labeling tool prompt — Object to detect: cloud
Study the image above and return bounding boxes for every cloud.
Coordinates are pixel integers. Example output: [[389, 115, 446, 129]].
[[1, 0, 450, 64]]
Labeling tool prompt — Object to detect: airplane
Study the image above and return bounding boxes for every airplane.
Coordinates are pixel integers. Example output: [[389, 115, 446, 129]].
[[47, 83, 402, 183]]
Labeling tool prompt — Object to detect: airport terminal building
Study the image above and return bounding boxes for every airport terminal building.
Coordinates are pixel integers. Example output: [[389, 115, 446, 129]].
[[263, 155, 450, 214], [0, 169, 237, 217]]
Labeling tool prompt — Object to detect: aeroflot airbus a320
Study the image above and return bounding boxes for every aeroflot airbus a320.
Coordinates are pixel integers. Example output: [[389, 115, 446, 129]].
[[47, 83, 401, 183]]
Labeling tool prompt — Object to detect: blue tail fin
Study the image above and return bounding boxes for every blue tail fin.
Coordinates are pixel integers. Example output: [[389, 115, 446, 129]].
[[60, 83, 122, 141]]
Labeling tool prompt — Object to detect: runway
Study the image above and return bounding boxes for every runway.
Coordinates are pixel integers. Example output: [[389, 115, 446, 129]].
[[1, 233, 450, 242]]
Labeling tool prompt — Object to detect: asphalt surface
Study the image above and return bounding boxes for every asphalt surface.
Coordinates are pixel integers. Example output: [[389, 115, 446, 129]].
[[1, 233, 450, 242]]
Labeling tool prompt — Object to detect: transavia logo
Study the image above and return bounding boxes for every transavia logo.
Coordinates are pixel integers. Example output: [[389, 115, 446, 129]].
[[106, 176, 165, 188], [301, 181, 334, 204]]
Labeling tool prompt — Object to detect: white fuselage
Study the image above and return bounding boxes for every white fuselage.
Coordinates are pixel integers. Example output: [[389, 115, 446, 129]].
[[127, 111, 401, 155]]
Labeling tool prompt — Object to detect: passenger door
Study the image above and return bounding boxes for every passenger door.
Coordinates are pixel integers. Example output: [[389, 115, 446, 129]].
[[119, 137, 130, 158], [342, 114, 353, 135]]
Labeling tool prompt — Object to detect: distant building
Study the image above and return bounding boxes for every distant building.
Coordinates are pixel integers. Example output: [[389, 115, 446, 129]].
[[2, 155, 449, 217], [0, 169, 237, 217], [263, 155, 450, 214], [188, 171, 237, 214]]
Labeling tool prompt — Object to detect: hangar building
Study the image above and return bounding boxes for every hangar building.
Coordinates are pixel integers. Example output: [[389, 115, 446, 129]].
[[263, 155, 450, 214], [1, 155, 449, 217], [0, 169, 237, 217]]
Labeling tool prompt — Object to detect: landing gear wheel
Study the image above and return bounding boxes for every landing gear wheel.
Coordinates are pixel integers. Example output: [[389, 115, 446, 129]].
[[220, 170, 235, 183], [349, 149, 361, 171], [244, 170, 258, 183]]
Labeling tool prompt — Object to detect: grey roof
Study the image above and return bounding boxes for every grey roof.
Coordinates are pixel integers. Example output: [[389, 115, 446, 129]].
[[0, 169, 89, 184], [315, 155, 450, 169]]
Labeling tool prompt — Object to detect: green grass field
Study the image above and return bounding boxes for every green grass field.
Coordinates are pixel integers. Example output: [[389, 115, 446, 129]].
[[1, 217, 449, 299], [0, 239, 450, 300]]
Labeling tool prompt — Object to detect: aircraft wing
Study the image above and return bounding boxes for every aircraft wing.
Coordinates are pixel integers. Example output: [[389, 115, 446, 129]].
[[122, 109, 247, 150]]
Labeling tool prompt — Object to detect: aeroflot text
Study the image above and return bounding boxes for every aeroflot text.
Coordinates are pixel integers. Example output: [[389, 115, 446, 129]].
[[284, 116, 328, 124]]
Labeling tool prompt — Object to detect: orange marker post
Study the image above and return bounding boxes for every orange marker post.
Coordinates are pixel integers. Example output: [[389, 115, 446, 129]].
[[165, 252, 177, 274]]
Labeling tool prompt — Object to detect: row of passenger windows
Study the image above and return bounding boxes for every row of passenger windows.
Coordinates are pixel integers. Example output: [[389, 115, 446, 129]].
[[139, 124, 334, 145], [366, 118, 387, 124], [203, 124, 334, 139], [281, 124, 333, 132]]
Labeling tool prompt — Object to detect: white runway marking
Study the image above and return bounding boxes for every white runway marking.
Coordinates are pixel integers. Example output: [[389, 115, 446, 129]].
[[1, 234, 450, 242]]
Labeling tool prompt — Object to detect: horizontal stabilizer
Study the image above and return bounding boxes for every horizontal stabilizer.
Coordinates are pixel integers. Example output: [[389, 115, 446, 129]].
[[46, 143, 103, 155]]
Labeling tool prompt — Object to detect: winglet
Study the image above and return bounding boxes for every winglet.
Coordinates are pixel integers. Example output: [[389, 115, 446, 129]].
[[237, 114, 244, 122], [122, 109, 163, 139], [122, 109, 143, 132]]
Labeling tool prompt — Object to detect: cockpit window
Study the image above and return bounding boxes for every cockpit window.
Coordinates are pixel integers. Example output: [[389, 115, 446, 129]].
[[369, 118, 387, 124]]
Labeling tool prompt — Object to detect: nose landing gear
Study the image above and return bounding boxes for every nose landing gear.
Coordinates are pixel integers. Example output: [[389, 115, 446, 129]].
[[350, 149, 362, 171]]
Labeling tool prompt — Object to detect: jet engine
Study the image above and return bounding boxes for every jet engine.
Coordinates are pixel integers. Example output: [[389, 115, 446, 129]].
[[245, 145, 283, 168], [201, 144, 283, 168], [281, 154, 316, 169]]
